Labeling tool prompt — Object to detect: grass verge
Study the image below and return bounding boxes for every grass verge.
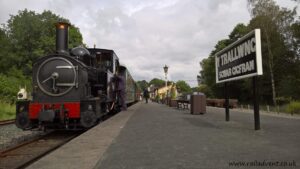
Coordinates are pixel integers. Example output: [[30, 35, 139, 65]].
[[0, 102, 15, 120]]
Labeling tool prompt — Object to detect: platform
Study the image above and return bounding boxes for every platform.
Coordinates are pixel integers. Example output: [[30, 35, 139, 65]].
[[27, 102, 300, 169], [27, 102, 140, 169]]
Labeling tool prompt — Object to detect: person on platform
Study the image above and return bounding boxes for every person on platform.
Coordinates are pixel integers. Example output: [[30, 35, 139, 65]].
[[143, 89, 149, 103], [115, 72, 127, 111]]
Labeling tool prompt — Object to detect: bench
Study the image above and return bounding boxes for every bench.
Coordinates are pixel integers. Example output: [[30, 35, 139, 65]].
[[176, 100, 190, 110], [206, 99, 238, 108]]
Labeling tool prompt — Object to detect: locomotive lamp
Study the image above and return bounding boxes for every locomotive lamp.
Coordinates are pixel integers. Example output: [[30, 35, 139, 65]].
[[17, 87, 28, 100]]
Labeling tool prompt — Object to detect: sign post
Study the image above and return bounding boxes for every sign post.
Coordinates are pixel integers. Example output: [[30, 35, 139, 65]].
[[215, 29, 263, 130], [224, 82, 230, 121], [253, 76, 260, 130]]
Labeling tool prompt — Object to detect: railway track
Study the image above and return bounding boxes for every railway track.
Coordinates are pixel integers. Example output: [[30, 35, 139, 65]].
[[0, 130, 83, 169], [0, 120, 15, 126]]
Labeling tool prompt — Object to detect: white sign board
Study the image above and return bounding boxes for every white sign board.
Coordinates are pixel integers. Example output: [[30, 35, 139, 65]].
[[215, 29, 263, 83]]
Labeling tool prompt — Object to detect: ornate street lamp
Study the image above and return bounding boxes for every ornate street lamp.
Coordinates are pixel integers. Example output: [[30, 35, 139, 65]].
[[163, 65, 168, 89], [197, 75, 201, 86], [163, 65, 169, 103]]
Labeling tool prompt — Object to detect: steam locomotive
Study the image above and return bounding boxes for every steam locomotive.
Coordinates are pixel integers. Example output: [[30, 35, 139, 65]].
[[15, 22, 138, 130]]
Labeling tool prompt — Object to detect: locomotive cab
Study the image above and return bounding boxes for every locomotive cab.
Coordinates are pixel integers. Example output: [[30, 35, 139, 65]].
[[89, 48, 120, 101]]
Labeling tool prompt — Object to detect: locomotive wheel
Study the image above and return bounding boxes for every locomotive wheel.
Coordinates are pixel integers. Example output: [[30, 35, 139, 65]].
[[16, 111, 31, 129], [80, 111, 97, 128]]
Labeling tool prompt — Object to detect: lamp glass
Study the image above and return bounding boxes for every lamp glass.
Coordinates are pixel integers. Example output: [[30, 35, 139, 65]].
[[163, 65, 168, 74]]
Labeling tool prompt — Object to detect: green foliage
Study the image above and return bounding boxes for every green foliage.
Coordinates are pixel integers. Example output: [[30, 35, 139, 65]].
[[0, 28, 15, 73], [228, 23, 250, 42], [0, 9, 83, 75], [0, 70, 31, 104], [170, 86, 176, 99], [275, 97, 291, 105], [136, 80, 149, 90], [149, 78, 165, 88], [69, 26, 83, 48], [0, 102, 15, 120], [278, 75, 300, 100], [155, 94, 161, 101], [291, 22, 300, 57], [195, 85, 213, 97], [199, 57, 220, 98], [176, 80, 191, 93], [200, 23, 250, 99], [248, 0, 300, 104], [286, 101, 300, 115]]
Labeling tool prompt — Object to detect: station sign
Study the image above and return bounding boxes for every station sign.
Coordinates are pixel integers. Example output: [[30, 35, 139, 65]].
[[215, 29, 263, 83]]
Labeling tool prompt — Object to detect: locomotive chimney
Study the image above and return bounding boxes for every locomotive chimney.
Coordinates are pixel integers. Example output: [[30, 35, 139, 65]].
[[55, 22, 70, 53]]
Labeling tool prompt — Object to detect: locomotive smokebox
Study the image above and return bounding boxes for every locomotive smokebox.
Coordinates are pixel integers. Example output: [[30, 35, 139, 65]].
[[55, 22, 70, 53]]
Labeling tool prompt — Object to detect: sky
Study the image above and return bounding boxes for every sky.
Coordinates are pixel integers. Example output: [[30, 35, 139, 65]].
[[0, 0, 298, 87]]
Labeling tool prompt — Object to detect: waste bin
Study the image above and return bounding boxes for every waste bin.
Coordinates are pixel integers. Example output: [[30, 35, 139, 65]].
[[190, 93, 206, 114], [169, 99, 178, 107]]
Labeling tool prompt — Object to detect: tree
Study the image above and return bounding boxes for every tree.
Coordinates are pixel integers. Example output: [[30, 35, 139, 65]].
[[149, 78, 165, 88], [176, 80, 191, 93], [228, 23, 250, 43], [199, 23, 249, 99], [291, 22, 300, 57], [199, 1, 300, 104], [247, 0, 299, 105], [136, 80, 149, 90], [0, 28, 15, 73], [2, 9, 83, 76], [192, 85, 213, 97]]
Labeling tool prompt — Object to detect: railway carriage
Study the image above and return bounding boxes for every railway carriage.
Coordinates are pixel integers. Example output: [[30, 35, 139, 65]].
[[118, 65, 137, 104]]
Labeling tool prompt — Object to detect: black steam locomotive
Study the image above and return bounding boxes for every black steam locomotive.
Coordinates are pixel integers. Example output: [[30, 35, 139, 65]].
[[16, 22, 138, 130]]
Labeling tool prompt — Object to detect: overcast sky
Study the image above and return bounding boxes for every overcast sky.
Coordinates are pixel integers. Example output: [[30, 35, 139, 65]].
[[0, 0, 298, 87]]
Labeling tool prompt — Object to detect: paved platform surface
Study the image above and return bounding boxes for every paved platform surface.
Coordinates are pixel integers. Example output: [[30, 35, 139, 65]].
[[94, 102, 300, 169]]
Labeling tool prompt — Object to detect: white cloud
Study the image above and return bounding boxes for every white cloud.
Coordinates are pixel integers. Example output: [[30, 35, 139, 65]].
[[0, 0, 298, 87]]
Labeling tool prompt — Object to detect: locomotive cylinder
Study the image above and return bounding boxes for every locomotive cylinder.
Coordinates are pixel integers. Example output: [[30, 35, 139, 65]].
[[55, 22, 70, 53]]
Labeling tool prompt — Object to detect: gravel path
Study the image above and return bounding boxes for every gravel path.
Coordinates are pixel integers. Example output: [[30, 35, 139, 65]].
[[0, 124, 46, 151]]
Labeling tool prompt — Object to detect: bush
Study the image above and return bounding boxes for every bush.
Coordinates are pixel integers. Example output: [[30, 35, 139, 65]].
[[197, 84, 213, 98], [170, 87, 177, 99], [155, 95, 160, 102], [0, 70, 31, 104], [275, 97, 291, 105], [286, 101, 300, 115]]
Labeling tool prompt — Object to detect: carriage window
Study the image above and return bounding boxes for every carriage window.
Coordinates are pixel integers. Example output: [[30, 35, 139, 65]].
[[105, 61, 111, 67], [96, 55, 101, 65], [115, 60, 120, 74], [96, 54, 113, 72]]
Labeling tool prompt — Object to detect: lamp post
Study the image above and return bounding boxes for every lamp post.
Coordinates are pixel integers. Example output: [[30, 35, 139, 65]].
[[197, 75, 201, 86], [163, 65, 168, 104]]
